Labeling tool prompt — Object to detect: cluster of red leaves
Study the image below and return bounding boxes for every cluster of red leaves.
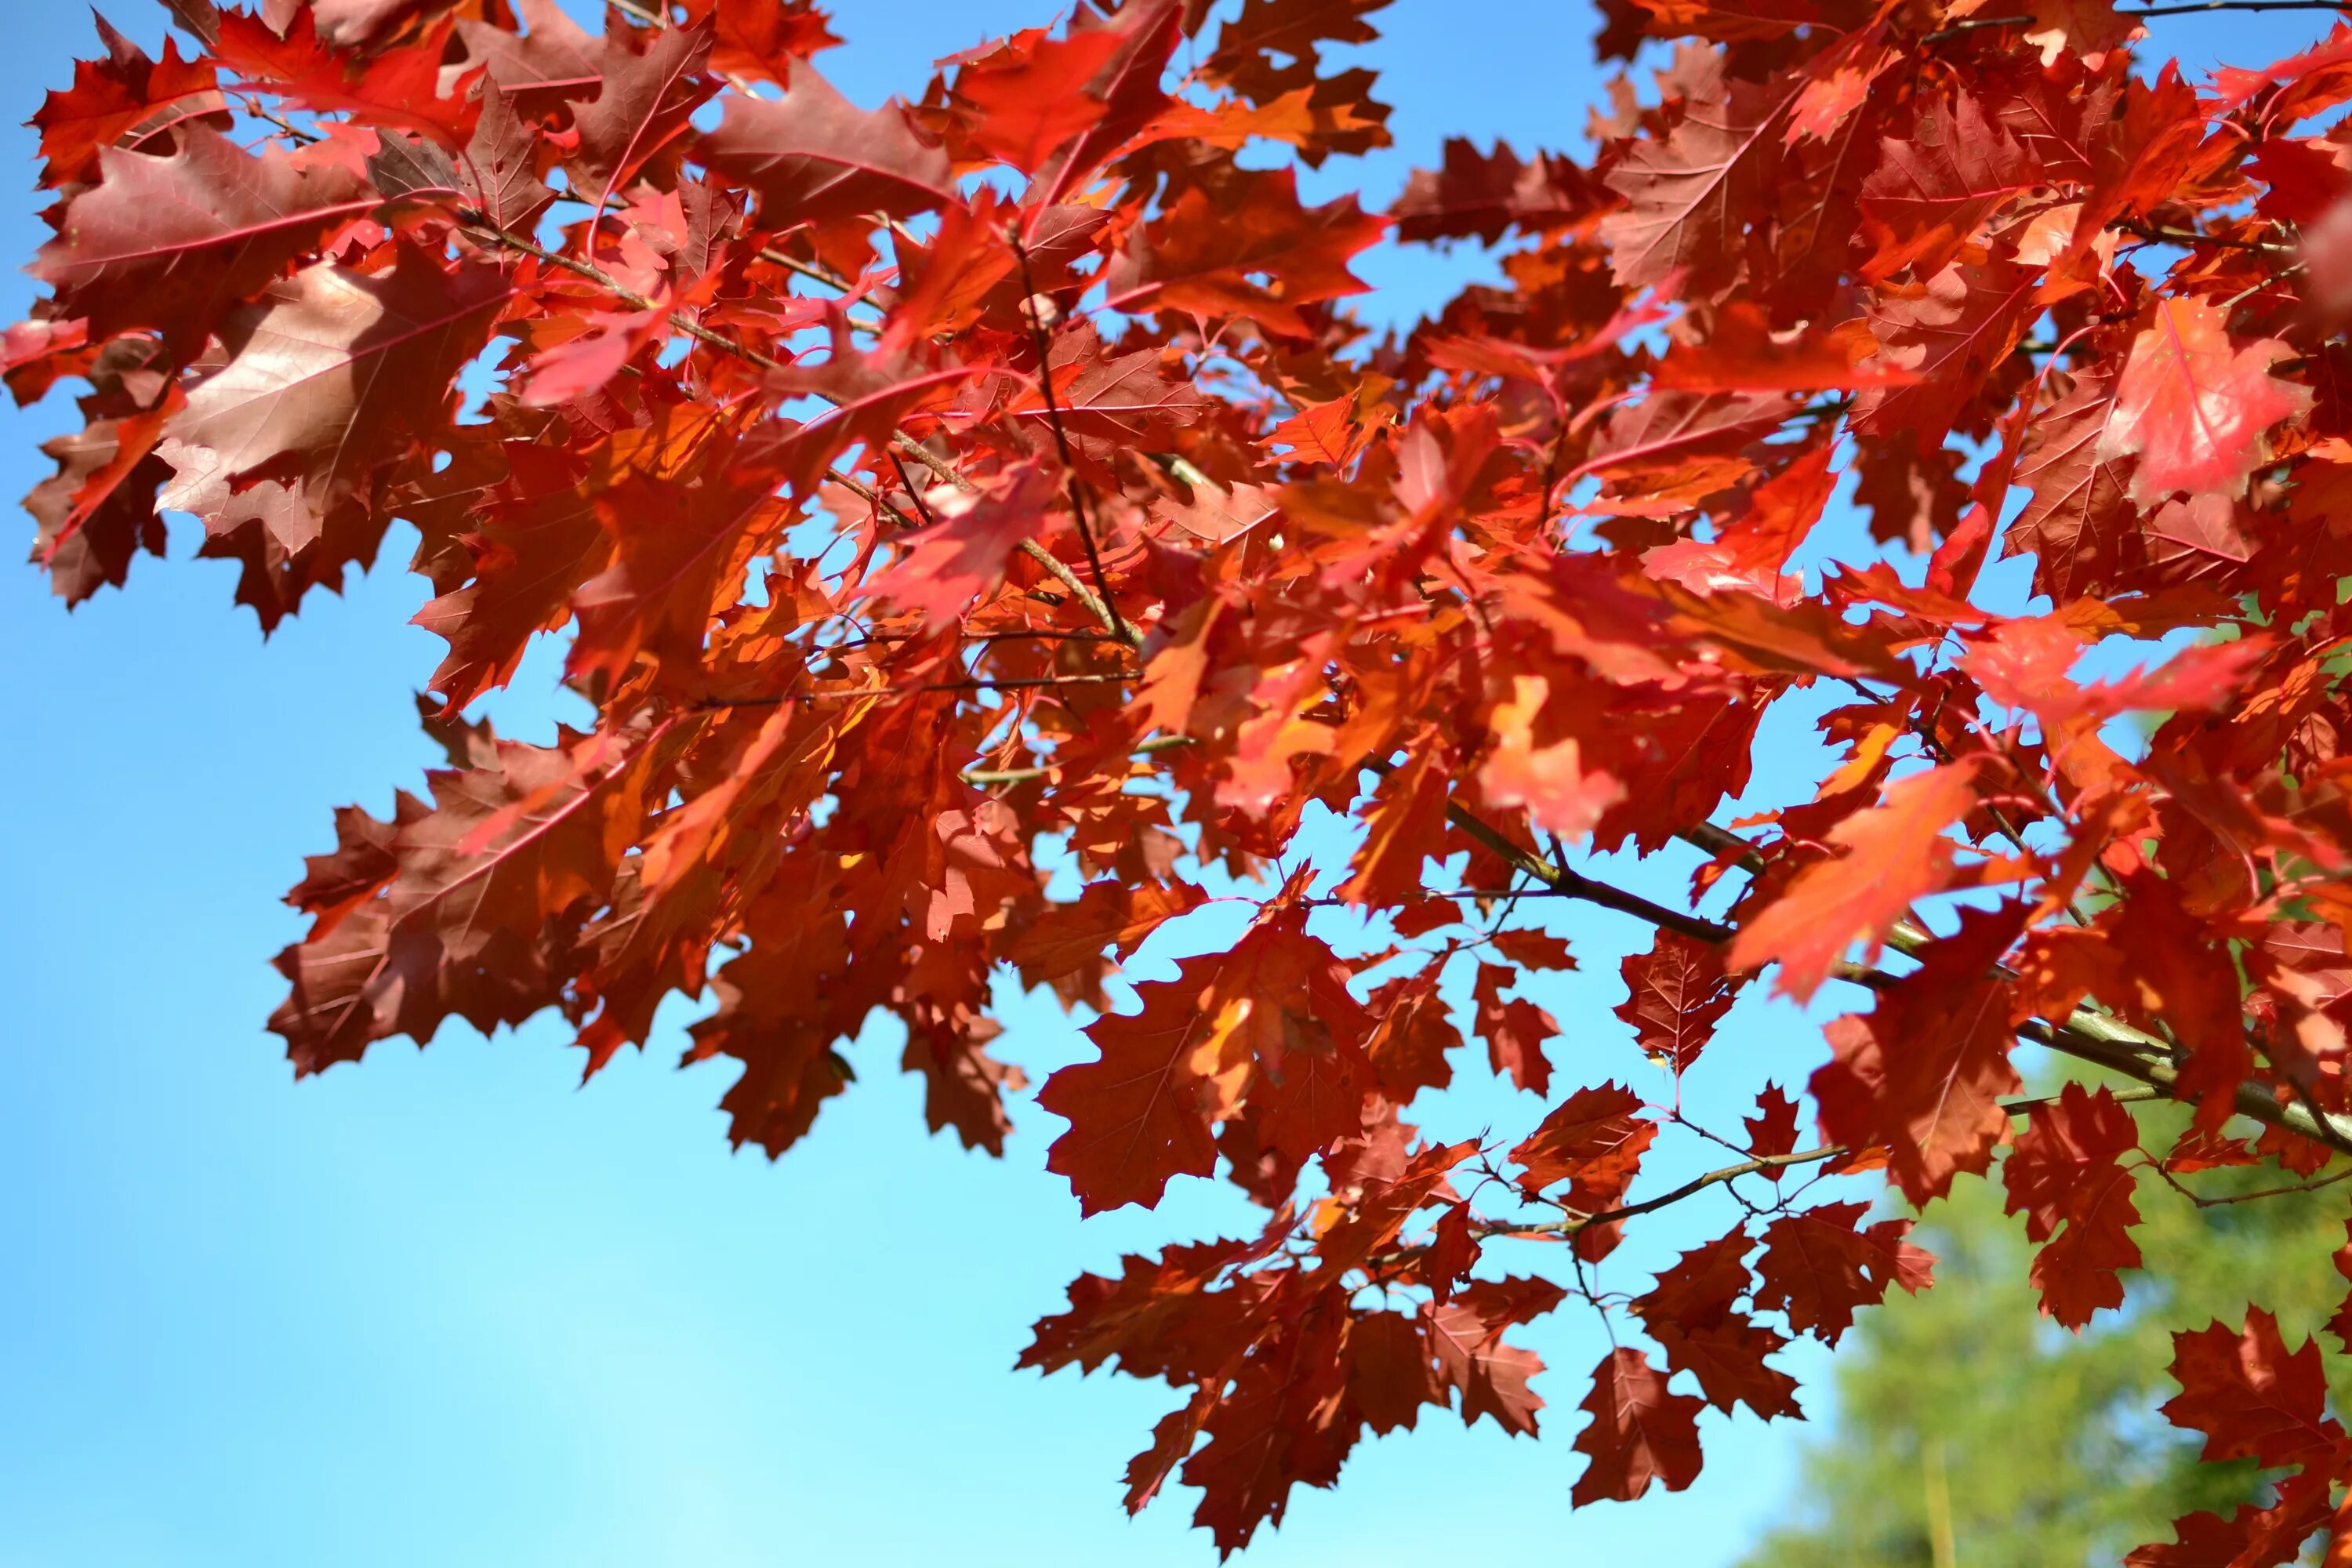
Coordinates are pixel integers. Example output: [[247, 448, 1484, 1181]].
[[25, 0, 2352, 1556]]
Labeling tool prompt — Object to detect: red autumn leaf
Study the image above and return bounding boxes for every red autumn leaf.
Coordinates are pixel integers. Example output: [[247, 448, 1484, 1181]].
[[959, 36, 1125, 176], [868, 463, 1062, 631], [1632, 1230, 1801, 1423], [2102, 298, 2314, 505], [1745, 1083, 1801, 1157], [696, 67, 955, 223], [155, 252, 510, 526], [213, 9, 478, 147], [1812, 906, 2025, 1207], [2003, 368, 2136, 601], [1363, 970, 1463, 1100], [1509, 1081, 1655, 1200], [1337, 742, 1450, 906], [1648, 1317, 1802, 1421], [1570, 1347, 1706, 1506], [1392, 136, 1604, 244], [31, 127, 380, 354], [1849, 256, 2038, 452], [1477, 673, 1626, 842], [561, 17, 717, 218], [31, 13, 223, 189], [1426, 1276, 1568, 1436], [1101, 165, 1385, 337], [1753, 1200, 1935, 1345], [1856, 89, 2044, 282], [1711, 440, 1838, 573], [1037, 964, 1227, 1215], [1007, 876, 1209, 992], [675, 0, 840, 86], [1963, 616, 2270, 725], [572, 444, 792, 684], [1650, 304, 1907, 394], [2159, 1309, 2343, 1468], [1600, 78, 1794, 296], [2211, 20, 2352, 108], [1472, 960, 1559, 1095], [272, 729, 653, 1073], [519, 298, 674, 408], [1425, 1202, 1476, 1305], [2002, 1081, 2144, 1329], [1491, 930, 1575, 971], [1614, 930, 1736, 1073], [1730, 763, 1980, 1001], [1266, 382, 1391, 468], [1041, 911, 1367, 1213], [1011, 0, 1184, 219]]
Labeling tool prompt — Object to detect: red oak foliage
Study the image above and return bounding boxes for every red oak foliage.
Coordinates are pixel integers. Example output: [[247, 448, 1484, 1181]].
[[25, 0, 2352, 1558]]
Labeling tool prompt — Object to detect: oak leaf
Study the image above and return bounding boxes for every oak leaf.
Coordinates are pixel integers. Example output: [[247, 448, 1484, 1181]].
[[2101, 298, 2314, 506], [1752, 1200, 1934, 1345], [1614, 931, 1734, 1073], [2002, 1081, 2143, 1329], [31, 127, 380, 354], [1102, 165, 1384, 338], [697, 67, 954, 223], [156, 251, 509, 530], [2160, 1309, 2343, 1468], [1570, 1348, 1705, 1505], [1811, 906, 2026, 1206], [1730, 763, 1980, 1001]]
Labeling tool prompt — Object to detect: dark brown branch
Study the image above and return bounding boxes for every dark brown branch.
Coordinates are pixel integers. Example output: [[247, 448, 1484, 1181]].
[[1932, 0, 2349, 36], [2126, 0, 2351, 13], [1436, 798, 2352, 1158], [1482, 1146, 1849, 1238], [2111, 218, 2296, 255], [964, 734, 1195, 785]]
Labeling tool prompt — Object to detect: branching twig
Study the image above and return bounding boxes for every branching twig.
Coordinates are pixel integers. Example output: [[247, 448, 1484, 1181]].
[[1435, 796, 2352, 1157], [2112, 217, 2296, 256], [459, 214, 789, 372], [1008, 230, 1131, 644], [1480, 1146, 1849, 1238], [699, 671, 1132, 710]]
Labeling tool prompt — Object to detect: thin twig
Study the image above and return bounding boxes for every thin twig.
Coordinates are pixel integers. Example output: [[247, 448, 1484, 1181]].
[[1017, 539, 1137, 645], [887, 451, 938, 528], [1480, 1146, 1849, 1238], [1433, 792, 2352, 1157], [2112, 217, 2296, 255], [1009, 230, 1130, 644], [964, 734, 1196, 784], [459, 214, 789, 372], [2144, 1156, 2352, 1209], [699, 672, 1132, 710]]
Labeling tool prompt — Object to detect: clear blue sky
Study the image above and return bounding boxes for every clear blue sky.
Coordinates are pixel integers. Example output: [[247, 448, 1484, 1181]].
[[0, 4, 2334, 1565]]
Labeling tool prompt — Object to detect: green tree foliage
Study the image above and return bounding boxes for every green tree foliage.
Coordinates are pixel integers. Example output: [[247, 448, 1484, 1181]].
[[1744, 1105, 2350, 1568]]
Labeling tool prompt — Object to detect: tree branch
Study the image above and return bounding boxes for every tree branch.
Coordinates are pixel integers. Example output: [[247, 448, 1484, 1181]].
[[1438, 798, 2352, 1158], [1932, 0, 2350, 37], [1479, 1145, 1848, 1239]]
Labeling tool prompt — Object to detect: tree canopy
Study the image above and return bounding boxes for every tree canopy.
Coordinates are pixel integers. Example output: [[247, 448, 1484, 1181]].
[[22, 0, 2352, 1559]]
